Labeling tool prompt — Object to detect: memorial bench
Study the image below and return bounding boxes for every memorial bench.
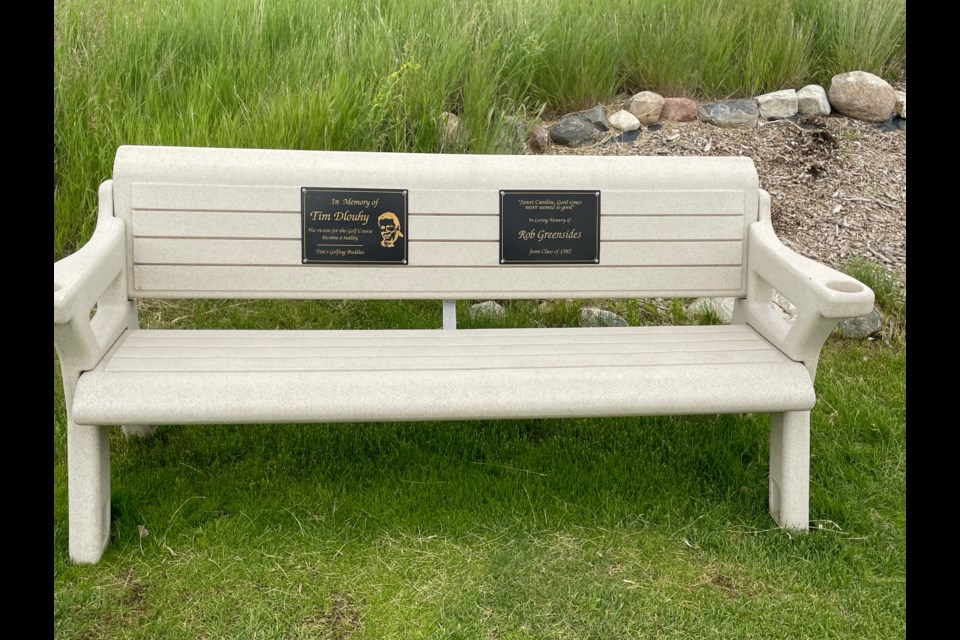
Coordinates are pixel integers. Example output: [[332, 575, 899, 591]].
[[54, 145, 874, 563]]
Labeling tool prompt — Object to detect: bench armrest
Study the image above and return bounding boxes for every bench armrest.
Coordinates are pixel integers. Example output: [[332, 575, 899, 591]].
[[54, 181, 135, 372], [54, 216, 125, 325], [737, 194, 874, 378]]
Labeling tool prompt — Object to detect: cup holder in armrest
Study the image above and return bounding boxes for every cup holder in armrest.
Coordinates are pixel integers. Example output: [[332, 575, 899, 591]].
[[825, 280, 864, 293]]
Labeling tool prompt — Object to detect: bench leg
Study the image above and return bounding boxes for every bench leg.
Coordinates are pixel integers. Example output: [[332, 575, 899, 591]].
[[769, 411, 810, 531], [122, 425, 157, 438], [68, 418, 111, 563]]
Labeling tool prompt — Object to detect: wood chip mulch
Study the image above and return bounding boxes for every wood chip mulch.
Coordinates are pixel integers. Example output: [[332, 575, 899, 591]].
[[546, 99, 906, 289]]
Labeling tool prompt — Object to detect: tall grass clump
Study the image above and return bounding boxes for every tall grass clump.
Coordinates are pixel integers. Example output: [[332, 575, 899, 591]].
[[54, 0, 905, 260], [496, 0, 625, 108], [799, 0, 907, 84], [622, 0, 813, 97]]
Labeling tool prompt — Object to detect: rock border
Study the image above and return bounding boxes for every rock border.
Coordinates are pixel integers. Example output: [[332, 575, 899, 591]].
[[532, 71, 904, 150]]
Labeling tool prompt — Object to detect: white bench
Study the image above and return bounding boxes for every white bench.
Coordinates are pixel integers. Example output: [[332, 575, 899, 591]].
[[54, 145, 874, 563]]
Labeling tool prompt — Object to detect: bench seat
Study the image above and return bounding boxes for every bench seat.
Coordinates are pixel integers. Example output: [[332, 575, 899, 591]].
[[73, 325, 814, 426]]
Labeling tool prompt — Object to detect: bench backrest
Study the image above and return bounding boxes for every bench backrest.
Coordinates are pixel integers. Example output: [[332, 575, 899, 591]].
[[111, 146, 760, 300]]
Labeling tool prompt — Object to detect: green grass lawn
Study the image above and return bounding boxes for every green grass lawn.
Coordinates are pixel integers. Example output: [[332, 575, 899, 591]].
[[53, 298, 906, 639]]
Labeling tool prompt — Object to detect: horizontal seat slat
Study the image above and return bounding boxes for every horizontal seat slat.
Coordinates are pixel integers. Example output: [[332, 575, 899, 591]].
[[122, 326, 765, 349], [103, 350, 785, 372], [75, 367, 813, 429], [109, 338, 775, 363], [123, 325, 760, 341], [116, 336, 769, 358]]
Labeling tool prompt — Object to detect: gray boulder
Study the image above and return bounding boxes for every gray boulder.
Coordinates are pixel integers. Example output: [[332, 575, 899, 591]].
[[579, 307, 628, 327], [581, 104, 610, 132], [837, 308, 883, 338], [697, 99, 759, 128], [469, 300, 506, 321], [549, 115, 603, 147], [827, 71, 895, 123], [797, 85, 831, 116], [756, 89, 798, 120]]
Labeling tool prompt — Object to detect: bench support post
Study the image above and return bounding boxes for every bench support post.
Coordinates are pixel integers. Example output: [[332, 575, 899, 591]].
[[68, 420, 111, 563], [62, 369, 112, 564], [769, 410, 810, 531], [442, 300, 457, 330]]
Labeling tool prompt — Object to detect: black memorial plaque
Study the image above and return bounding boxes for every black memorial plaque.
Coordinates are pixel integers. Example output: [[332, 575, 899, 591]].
[[499, 190, 600, 264], [302, 188, 408, 264]]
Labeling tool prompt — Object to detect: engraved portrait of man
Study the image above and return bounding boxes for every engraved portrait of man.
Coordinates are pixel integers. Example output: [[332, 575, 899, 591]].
[[378, 211, 404, 248]]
